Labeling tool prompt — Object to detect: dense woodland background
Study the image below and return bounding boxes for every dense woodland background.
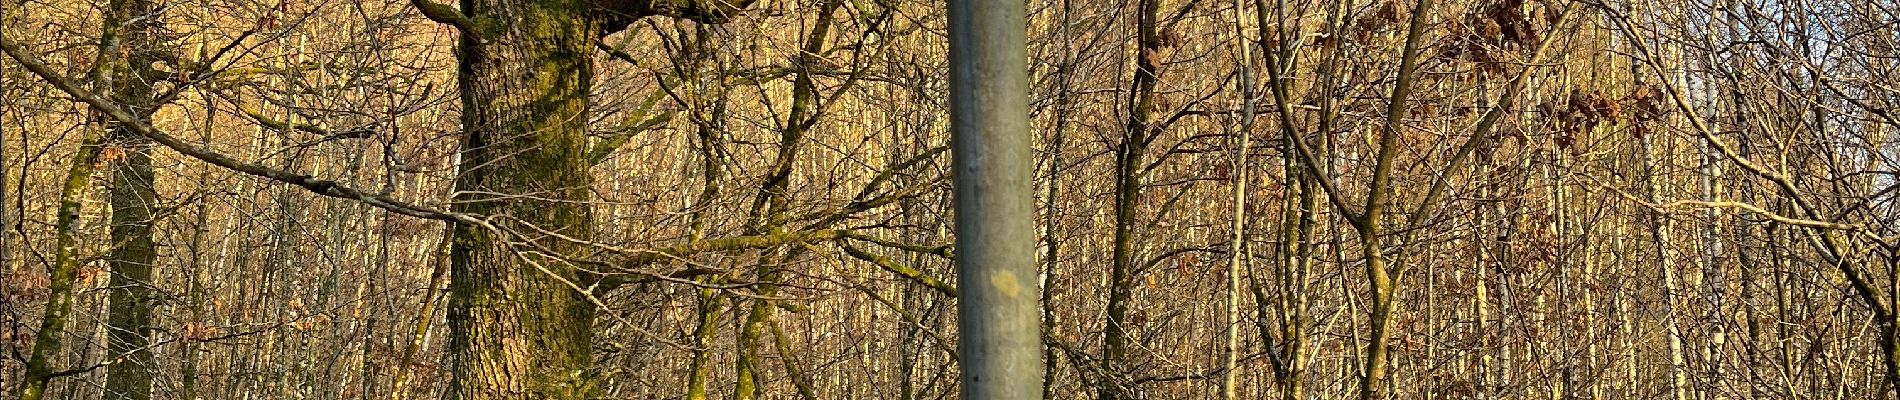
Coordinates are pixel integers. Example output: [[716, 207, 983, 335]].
[[2, 0, 1899, 398]]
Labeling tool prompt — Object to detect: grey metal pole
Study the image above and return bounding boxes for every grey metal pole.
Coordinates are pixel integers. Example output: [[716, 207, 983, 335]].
[[948, 0, 1039, 396]]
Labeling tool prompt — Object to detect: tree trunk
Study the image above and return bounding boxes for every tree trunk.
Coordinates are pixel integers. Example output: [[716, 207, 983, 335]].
[[1356, 0, 1431, 397], [1220, 8, 1253, 396], [1641, 128, 1693, 400], [101, 0, 163, 396], [13, 128, 104, 400], [1103, 0, 1159, 396], [732, 3, 838, 397], [444, 1, 599, 398]]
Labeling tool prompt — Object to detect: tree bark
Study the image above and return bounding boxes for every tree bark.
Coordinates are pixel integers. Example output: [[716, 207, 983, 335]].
[[100, 0, 163, 396], [12, 127, 104, 400], [1356, 1, 1432, 398], [1103, 0, 1159, 396], [1641, 130, 1693, 400], [1220, 0, 1254, 394], [444, 1, 599, 398]]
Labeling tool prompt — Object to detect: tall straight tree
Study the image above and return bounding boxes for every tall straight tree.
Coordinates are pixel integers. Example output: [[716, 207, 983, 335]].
[[9, 119, 103, 400], [1103, 0, 1160, 395], [99, 0, 162, 396], [948, 0, 1039, 396], [0, 0, 11, 277]]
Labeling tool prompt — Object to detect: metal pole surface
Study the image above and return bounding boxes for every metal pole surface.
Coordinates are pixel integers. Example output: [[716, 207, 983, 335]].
[[948, 0, 1039, 396]]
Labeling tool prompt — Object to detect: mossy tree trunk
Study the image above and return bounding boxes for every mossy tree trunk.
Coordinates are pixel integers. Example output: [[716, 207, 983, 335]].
[[101, 0, 163, 396], [443, 0, 599, 398], [680, 24, 729, 400], [1103, 0, 1159, 396], [732, 2, 839, 397], [13, 129, 105, 400]]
